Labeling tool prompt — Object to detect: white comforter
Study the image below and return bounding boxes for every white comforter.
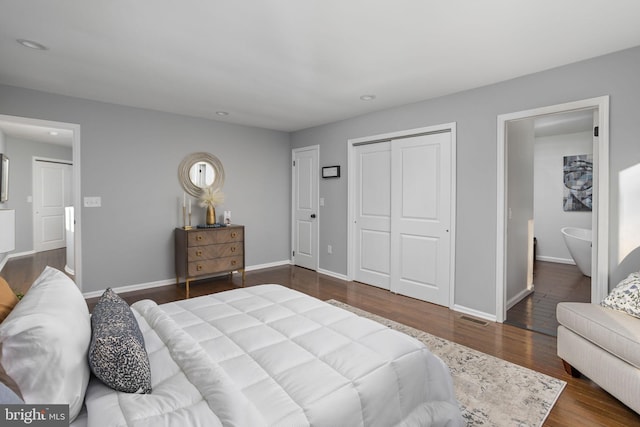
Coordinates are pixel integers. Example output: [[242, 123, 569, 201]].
[[84, 285, 463, 426]]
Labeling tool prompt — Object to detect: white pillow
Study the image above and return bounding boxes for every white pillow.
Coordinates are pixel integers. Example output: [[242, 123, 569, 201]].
[[601, 271, 640, 319], [0, 267, 91, 422]]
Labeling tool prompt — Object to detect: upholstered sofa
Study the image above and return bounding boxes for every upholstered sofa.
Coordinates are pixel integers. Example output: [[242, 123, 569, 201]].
[[557, 302, 640, 413], [557, 255, 640, 414]]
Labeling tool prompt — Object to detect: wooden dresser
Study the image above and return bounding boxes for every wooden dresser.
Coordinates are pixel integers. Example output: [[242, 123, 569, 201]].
[[175, 225, 245, 298]]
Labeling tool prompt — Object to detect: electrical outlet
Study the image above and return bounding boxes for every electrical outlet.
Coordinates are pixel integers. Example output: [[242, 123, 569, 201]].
[[328, 245, 332, 254], [84, 196, 102, 208]]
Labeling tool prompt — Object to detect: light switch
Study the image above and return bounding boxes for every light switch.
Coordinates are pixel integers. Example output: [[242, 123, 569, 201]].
[[84, 196, 102, 208], [320, 197, 325, 207]]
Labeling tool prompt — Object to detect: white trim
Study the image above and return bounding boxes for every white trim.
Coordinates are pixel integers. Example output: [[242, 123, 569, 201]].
[[506, 288, 533, 310], [7, 250, 37, 258], [347, 123, 457, 309], [245, 259, 291, 271], [291, 145, 320, 271], [496, 96, 609, 322], [452, 304, 497, 323], [82, 278, 175, 298], [0, 114, 82, 290], [83, 260, 293, 298], [536, 256, 575, 265], [317, 268, 348, 281]]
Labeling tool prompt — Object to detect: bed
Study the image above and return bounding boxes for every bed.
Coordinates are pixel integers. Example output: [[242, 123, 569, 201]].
[[0, 267, 464, 426]]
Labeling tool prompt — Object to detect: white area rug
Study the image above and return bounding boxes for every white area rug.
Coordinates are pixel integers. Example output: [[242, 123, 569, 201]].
[[328, 300, 566, 427]]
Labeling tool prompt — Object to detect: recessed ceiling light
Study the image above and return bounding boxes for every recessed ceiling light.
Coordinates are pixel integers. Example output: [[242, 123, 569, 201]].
[[48, 131, 59, 136], [17, 39, 48, 50], [215, 111, 229, 116], [360, 94, 376, 101]]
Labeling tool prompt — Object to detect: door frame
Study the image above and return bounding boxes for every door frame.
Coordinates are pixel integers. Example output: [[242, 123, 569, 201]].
[[291, 145, 319, 270], [347, 123, 457, 308], [32, 156, 73, 252], [496, 96, 609, 322], [0, 114, 82, 290]]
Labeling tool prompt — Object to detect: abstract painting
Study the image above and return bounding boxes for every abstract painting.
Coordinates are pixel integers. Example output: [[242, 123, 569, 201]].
[[563, 154, 593, 211]]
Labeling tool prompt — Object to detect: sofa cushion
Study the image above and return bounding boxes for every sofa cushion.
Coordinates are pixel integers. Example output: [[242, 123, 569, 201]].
[[557, 302, 640, 369]]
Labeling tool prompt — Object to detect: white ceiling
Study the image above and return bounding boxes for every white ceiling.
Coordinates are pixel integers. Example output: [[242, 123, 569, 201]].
[[1, 0, 640, 135]]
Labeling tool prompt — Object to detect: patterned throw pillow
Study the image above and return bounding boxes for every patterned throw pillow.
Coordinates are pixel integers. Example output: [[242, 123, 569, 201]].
[[88, 288, 152, 393], [601, 271, 640, 319]]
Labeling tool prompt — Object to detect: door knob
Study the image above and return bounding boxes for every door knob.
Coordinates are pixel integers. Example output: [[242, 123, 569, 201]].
[[310, 214, 316, 218]]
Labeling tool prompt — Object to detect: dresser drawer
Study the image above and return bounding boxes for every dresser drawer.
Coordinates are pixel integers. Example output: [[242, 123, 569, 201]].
[[187, 242, 243, 260], [188, 256, 244, 276], [188, 228, 244, 247]]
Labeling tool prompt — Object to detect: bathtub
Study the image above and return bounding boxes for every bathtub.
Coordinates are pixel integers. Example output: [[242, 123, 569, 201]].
[[561, 227, 592, 277]]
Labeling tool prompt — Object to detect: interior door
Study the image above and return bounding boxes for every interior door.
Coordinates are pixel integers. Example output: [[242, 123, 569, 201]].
[[292, 146, 318, 270], [390, 133, 451, 305], [354, 141, 391, 289], [33, 159, 72, 252]]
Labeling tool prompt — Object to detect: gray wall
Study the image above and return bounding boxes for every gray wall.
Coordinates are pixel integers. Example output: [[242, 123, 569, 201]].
[[506, 119, 535, 307], [291, 45, 640, 317], [0, 85, 291, 293], [4, 137, 72, 253]]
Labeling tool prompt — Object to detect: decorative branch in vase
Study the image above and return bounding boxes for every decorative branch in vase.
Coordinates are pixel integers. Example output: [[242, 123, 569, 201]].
[[200, 188, 225, 225]]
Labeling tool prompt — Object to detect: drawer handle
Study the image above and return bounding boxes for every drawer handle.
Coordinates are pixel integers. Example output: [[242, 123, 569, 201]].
[[196, 250, 203, 257], [230, 232, 237, 238], [230, 247, 236, 253], [197, 265, 203, 271], [196, 235, 203, 241], [231, 260, 237, 266]]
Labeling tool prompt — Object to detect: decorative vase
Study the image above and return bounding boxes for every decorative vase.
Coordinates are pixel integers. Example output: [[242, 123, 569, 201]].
[[206, 205, 216, 225]]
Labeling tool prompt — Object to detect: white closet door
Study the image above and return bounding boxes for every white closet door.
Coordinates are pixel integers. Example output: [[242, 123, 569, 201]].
[[390, 132, 451, 305], [354, 142, 391, 289], [34, 160, 72, 252]]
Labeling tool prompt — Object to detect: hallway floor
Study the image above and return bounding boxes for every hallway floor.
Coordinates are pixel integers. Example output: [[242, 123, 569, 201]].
[[505, 260, 591, 336]]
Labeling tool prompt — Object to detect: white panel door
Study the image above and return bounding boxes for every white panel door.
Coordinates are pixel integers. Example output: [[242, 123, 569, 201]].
[[34, 160, 72, 252], [390, 133, 451, 305], [292, 147, 318, 270], [354, 142, 391, 289]]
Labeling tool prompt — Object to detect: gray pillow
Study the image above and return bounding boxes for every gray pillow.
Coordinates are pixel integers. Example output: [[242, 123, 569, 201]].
[[88, 289, 151, 393]]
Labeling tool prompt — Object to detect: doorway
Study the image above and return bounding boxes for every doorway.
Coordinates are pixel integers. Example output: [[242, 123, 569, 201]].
[[496, 96, 609, 323], [0, 114, 82, 289], [348, 123, 456, 307]]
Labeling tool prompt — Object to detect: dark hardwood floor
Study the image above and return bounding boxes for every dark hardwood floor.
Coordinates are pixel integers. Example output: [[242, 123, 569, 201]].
[[506, 261, 591, 336], [2, 249, 639, 426]]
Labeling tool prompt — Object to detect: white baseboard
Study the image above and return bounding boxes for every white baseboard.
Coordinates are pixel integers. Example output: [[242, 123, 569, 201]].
[[537, 255, 575, 265], [317, 268, 348, 281], [83, 260, 293, 298], [506, 288, 534, 310], [245, 259, 291, 272], [8, 250, 36, 259], [1, 250, 37, 273], [452, 304, 497, 323], [83, 278, 176, 299]]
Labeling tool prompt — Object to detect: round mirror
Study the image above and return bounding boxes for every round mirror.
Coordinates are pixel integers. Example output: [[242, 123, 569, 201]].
[[178, 152, 225, 197]]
